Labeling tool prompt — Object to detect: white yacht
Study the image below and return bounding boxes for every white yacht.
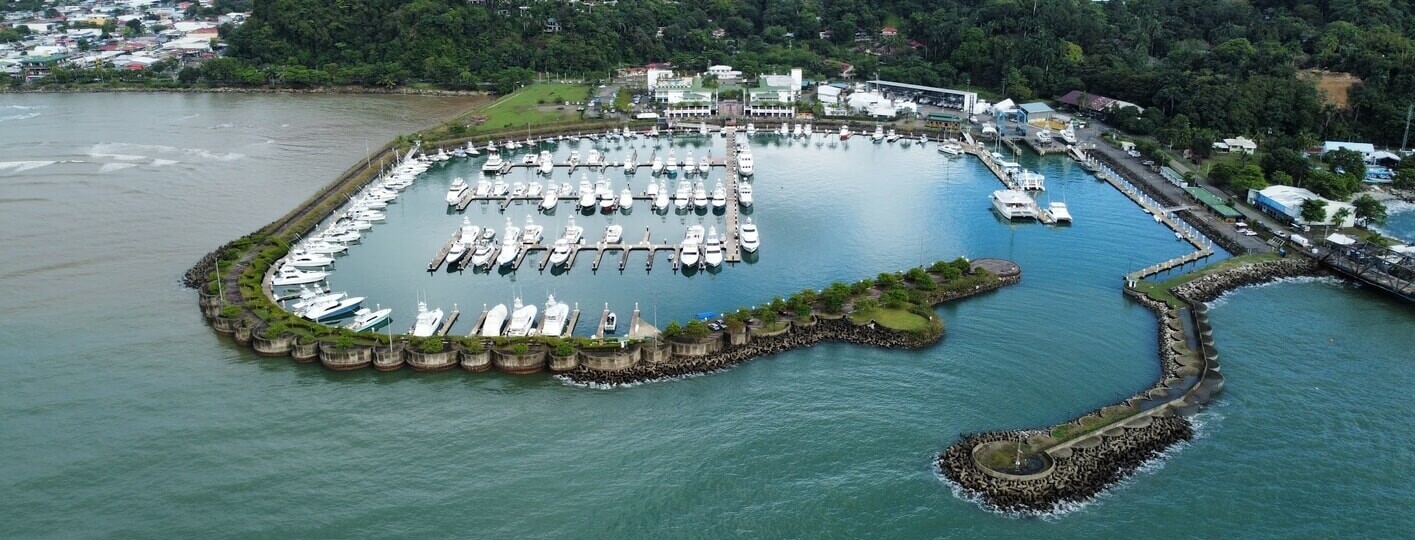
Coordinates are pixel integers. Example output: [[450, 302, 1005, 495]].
[[679, 225, 705, 267], [491, 179, 509, 197], [646, 180, 659, 198], [540, 295, 570, 337], [466, 142, 480, 157], [618, 186, 634, 209], [991, 189, 1039, 220], [567, 151, 580, 168], [710, 181, 727, 208], [272, 266, 327, 286], [345, 306, 392, 332], [674, 181, 691, 209], [283, 251, 334, 269], [1059, 126, 1077, 145], [506, 297, 538, 337], [603, 311, 618, 333], [651, 155, 664, 174], [577, 179, 596, 209], [603, 224, 623, 244], [1048, 201, 1073, 223], [510, 181, 526, 197], [654, 181, 670, 211], [804, 124, 814, 137], [778, 122, 789, 136], [473, 178, 492, 197], [538, 151, 554, 175], [739, 217, 760, 253], [793, 123, 804, 138], [527, 181, 544, 197], [624, 154, 636, 173], [886, 128, 900, 143], [737, 150, 754, 176], [666, 150, 679, 175], [482, 153, 505, 173], [540, 188, 558, 211], [871, 125, 886, 142], [521, 215, 544, 244], [495, 219, 522, 267], [684, 150, 697, 175], [703, 227, 724, 267], [692, 181, 709, 209], [699, 155, 710, 174], [561, 217, 584, 245], [445, 177, 469, 205], [839, 125, 851, 140], [304, 295, 365, 322], [470, 238, 497, 267], [737, 181, 754, 207], [548, 238, 573, 267], [1015, 169, 1046, 191], [411, 301, 444, 337], [939, 142, 964, 157], [480, 303, 507, 337], [745, 123, 757, 135]]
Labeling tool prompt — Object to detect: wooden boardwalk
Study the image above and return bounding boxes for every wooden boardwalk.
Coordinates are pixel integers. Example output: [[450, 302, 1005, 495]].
[[723, 126, 743, 263], [427, 228, 462, 272], [435, 307, 459, 336]]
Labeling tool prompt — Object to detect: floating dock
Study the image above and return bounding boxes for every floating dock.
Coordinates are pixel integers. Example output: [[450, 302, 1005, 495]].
[[428, 228, 463, 272]]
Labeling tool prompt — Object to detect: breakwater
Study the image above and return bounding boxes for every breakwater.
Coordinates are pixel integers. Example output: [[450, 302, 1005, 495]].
[[937, 256, 1317, 514]]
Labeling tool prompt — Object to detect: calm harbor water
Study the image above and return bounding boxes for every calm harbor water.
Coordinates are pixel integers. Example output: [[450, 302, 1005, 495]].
[[2, 94, 1411, 538]]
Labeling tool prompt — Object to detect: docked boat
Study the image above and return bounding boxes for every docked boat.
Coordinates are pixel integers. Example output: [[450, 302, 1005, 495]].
[[651, 155, 664, 174], [1048, 201, 1073, 223], [737, 181, 754, 207], [466, 142, 480, 157], [938, 142, 964, 157], [538, 151, 554, 175], [445, 177, 469, 205], [646, 180, 659, 198], [871, 125, 885, 142], [804, 124, 814, 137], [711, 181, 727, 208], [692, 181, 709, 209], [679, 225, 704, 267], [1015, 169, 1046, 191], [411, 301, 445, 337], [674, 181, 691, 209], [521, 154, 537, 166], [603, 311, 618, 334], [473, 179, 492, 197], [491, 179, 509, 197], [561, 217, 584, 245], [739, 217, 760, 253], [288, 288, 344, 314], [703, 227, 724, 267], [654, 181, 670, 211], [527, 181, 544, 197], [283, 250, 334, 269], [521, 215, 544, 244], [479, 303, 507, 337], [540, 295, 570, 337], [618, 186, 634, 209], [540, 188, 558, 211], [745, 123, 757, 135], [506, 297, 538, 337], [1059, 126, 1077, 145], [303, 295, 365, 322], [624, 154, 635, 173], [839, 125, 851, 140], [567, 151, 580, 168], [495, 219, 522, 267], [778, 122, 789, 136], [470, 238, 497, 267], [344, 306, 392, 332], [886, 128, 900, 143], [991, 189, 1039, 220], [272, 266, 327, 286], [510, 182, 526, 197], [548, 238, 573, 267], [577, 180, 596, 209], [482, 153, 505, 173], [603, 224, 623, 244], [666, 150, 679, 175], [699, 156, 710, 174], [737, 150, 754, 176], [684, 150, 696, 175]]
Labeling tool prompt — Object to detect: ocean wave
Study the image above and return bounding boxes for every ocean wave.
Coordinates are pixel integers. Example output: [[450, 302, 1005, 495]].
[[89, 142, 244, 162], [150, 159, 179, 167], [1205, 275, 1349, 308], [0, 161, 57, 174], [99, 163, 139, 173], [553, 367, 733, 389], [0, 112, 40, 122]]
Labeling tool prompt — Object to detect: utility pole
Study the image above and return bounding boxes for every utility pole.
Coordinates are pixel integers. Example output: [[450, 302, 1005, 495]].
[[1403, 103, 1412, 154]]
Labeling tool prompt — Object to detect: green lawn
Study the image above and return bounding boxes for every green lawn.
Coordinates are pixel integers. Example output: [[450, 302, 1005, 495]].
[[1133, 252, 1283, 307], [471, 83, 590, 132], [848, 307, 932, 332]]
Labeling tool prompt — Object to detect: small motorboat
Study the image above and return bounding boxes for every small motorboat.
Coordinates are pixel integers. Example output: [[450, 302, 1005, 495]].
[[603, 311, 618, 334]]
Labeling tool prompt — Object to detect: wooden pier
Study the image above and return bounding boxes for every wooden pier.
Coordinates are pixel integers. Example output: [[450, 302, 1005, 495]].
[[428, 228, 463, 272], [435, 306, 460, 336], [1092, 165, 1216, 282], [593, 305, 612, 338], [562, 306, 580, 338], [722, 126, 743, 263], [466, 308, 488, 338]]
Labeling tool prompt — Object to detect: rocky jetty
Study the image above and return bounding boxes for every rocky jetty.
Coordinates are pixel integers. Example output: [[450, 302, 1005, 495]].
[[1172, 257, 1320, 303]]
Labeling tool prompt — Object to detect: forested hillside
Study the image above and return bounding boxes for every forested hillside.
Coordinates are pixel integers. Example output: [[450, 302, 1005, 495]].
[[222, 0, 1414, 146]]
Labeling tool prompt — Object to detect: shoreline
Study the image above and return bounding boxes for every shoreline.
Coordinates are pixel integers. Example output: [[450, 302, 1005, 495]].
[[2, 85, 488, 97]]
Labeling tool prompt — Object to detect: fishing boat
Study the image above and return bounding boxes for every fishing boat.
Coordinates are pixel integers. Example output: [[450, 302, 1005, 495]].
[[804, 124, 814, 137], [603, 224, 623, 244], [698, 123, 709, 136], [538, 151, 554, 175], [540, 188, 558, 211], [1060, 126, 1077, 145], [699, 155, 710, 174], [344, 306, 392, 332], [871, 125, 886, 142], [745, 123, 757, 135], [272, 266, 327, 286], [886, 128, 900, 143], [510, 182, 526, 197], [703, 227, 724, 267], [445, 177, 469, 205], [566, 151, 580, 168], [778, 122, 789, 136], [646, 180, 659, 198], [654, 181, 670, 211], [521, 215, 544, 244], [411, 301, 445, 337], [618, 186, 634, 209], [577, 179, 596, 209], [548, 238, 573, 267], [679, 224, 704, 267], [666, 150, 679, 175], [482, 153, 505, 173], [674, 181, 691, 209], [466, 142, 480, 157], [692, 181, 709, 209], [283, 250, 335, 269], [792, 123, 803, 138], [527, 181, 544, 197], [839, 125, 851, 140], [711, 181, 727, 208], [506, 297, 538, 337], [491, 179, 509, 197], [473, 178, 492, 197], [651, 155, 664, 174], [739, 217, 760, 253], [624, 154, 636, 173], [561, 217, 584, 245], [479, 303, 507, 337], [470, 237, 497, 267], [684, 150, 696, 175], [495, 219, 522, 267], [540, 295, 570, 337]]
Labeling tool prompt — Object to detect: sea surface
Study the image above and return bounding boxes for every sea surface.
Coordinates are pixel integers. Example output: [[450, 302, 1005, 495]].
[[1, 94, 1411, 538]]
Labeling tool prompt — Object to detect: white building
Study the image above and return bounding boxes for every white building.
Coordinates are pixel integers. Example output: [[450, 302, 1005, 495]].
[[1248, 185, 1356, 227], [705, 65, 741, 81], [1213, 136, 1258, 154], [1322, 141, 1376, 161], [816, 84, 843, 105], [653, 76, 716, 118]]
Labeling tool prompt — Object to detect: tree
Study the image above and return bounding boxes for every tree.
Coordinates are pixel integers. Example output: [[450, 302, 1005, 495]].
[[1331, 207, 1352, 232], [1299, 198, 1328, 226], [1325, 148, 1366, 183], [1351, 194, 1387, 226], [1230, 164, 1269, 193]]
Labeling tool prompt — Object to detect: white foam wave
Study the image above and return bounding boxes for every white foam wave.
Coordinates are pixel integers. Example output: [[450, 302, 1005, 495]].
[[0, 161, 57, 174], [553, 366, 733, 389], [0, 112, 40, 122], [89, 142, 244, 162], [1205, 275, 1348, 308], [99, 163, 139, 173], [150, 159, 179, 167]]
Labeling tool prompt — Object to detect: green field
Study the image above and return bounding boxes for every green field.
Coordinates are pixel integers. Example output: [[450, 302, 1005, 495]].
[[471, 83, 590, 132], [848, 307, 932, 332]]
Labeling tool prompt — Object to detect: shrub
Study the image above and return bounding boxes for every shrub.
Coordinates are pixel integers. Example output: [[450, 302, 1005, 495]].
[[555, 341, 575, 356], [333, 334, 355, 350], [219, 305, 243, 319], [263, 322, 289, 337], [793, 303, 813, 318], [875, 272, 900, 288], [662, 321, 682, 339], [882, 286, 910, 308], [761, 310, 778, 325], [415, 337, 444, 354], [683, 320, 710, 339], [512, 343, 530, 355], [854, 298, 879, 312], [464, 340, 485, 354]]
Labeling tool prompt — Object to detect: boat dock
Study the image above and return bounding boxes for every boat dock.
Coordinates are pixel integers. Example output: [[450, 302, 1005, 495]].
[[427, 228, 463, 272], [562, 305, 580, 338], [722, 126, 743, 263], [467, 307, 488, 338], [1090, 163, 1216, 282], [966, 144, 1019, 189], [593, 305, 612, 338], [1022, 136, 1068, 155], [436, 306, 460, 336]]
